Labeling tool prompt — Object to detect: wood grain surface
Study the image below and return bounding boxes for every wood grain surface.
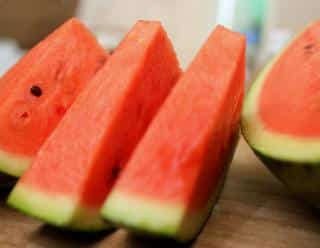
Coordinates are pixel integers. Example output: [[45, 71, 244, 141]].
[[1, 138, 320, 248]]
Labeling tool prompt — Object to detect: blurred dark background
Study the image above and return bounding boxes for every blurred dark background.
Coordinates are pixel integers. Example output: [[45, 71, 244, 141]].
[[0, 0, 78, 48]]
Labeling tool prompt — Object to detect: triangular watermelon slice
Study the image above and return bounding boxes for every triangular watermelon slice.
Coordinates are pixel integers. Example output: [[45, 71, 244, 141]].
[[8, 21, 181, 230], [0, 18, 108, 177], [101, 25, 246, 241], [242, 21, 320, 207]]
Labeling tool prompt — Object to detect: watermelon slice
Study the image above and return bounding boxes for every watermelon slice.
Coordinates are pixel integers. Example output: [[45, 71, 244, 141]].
[[101, 25, 246, 241], [242, 21, 320, 207], [0, 18, 108, 177], [8, 21, 181, 230]]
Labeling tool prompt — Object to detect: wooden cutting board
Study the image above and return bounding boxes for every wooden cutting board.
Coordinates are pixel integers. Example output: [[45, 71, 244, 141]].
[[1, 138, 320, 248]]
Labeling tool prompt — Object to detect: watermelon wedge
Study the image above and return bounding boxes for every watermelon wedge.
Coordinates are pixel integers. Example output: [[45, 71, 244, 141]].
[[101, 25, 246, 241], [0, 18, 108, 177], [242, 21, 320, 207], [8, 21, 181, 230]]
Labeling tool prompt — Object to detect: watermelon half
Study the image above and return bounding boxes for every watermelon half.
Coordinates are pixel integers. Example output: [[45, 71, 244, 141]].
[[8, 21, 181, 230], [102, 25, 246, 242], [242, 21, 320, 207], [0, 18, 108, 177]]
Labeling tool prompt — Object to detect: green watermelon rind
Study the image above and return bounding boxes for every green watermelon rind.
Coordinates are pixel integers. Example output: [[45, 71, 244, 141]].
[[241, 29, 320, 208], [102, 135, 237, 242], [0, 149, 31, 177], [102, 193, 218, 242], [101, 157, 230, 243], [253, 149, 320, 208], [102, 192, 185, 238], [7, 184, 110, 231], [102, 173, 226, 242], [241, 57, 320, 164]]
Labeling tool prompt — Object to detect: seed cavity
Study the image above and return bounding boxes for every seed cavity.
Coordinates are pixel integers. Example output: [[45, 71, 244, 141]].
[[18, 111, 30, 126], [30, 85, 42, 97], [20, 112, 29, 119]]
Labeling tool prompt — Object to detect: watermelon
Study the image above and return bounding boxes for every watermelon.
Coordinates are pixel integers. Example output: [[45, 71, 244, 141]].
[[0, 18, 108, 178], [101, 25, 246, 242], [242, 21, 320, 207], [8, 21, 181, 230]]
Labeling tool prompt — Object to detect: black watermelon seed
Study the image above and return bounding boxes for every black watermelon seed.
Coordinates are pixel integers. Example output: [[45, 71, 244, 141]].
[[111, 166, 121, 179], [304, 44, 314, 50], [30, 85, 42, 97]]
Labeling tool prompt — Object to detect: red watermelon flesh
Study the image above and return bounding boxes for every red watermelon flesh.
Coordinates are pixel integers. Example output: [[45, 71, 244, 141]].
[[102, 25, 246, 241], [8, 21, 181, 230], [259, 22, 320, 137], [241, 21, 320, 208], [0, 18, 108, 177]]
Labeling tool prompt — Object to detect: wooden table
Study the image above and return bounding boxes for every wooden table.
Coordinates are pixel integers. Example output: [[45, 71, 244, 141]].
[[1, 139, 320, 247]]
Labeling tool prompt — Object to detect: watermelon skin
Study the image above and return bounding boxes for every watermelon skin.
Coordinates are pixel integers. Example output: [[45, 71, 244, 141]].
[[8, 21, 181, 231], [241, 22, 320, 208], [0, 18, 108, 178], [8, 185, 107, 230], [255, 151, 320, 208], [103, 133, 239, 241], [0, 151, 30, 178], [102, 26, 245, 242]]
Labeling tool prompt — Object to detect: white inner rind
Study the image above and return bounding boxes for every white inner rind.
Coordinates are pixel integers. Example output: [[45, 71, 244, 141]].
[[8, 184, 109, 231], [242, 59, 320, 163], [101, 173, 226, 242], [102, 192, 184, 237], [0, 149, 31, 177]]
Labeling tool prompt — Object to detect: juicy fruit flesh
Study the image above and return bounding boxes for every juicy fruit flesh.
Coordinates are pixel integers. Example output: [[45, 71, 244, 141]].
[[14, 20, 180, 213], [0, 18, 107, 157], [103, 133, 238, 241], [259, 21, 320, 138], [241, 21, 320, 210], [105, 25, 245, 212]]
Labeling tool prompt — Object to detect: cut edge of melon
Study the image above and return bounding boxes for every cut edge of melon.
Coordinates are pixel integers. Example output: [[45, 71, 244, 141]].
[[0, 149, 31, 177], [101, 172, 226, 242], [242, 58, 320, 163], [101, 136, 234, 242], [7, 184, 109, 231], [101, 192, 185, 239]]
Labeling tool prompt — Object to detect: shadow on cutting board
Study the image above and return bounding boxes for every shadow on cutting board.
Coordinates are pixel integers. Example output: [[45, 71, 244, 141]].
[[123, 232, 193, 248], [2, 140, 320, 247], [29, 226, 193, 248], [29, 225, 112, 248], [0, 173, 16, 190], [0, 175, 15, 199]]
